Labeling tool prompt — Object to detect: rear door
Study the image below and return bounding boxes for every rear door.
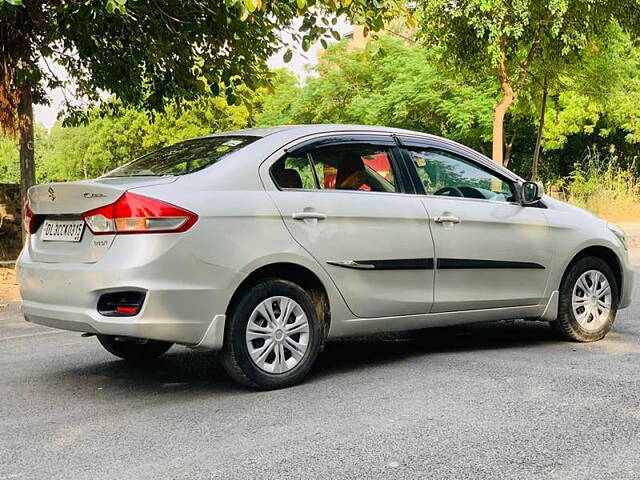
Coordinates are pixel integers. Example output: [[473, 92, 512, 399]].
[[398, 138, 553, 313], [264, 134, 435, 318]]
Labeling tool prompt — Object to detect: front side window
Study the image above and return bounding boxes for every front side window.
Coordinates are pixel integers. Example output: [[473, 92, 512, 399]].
[[407, 148, 515, 202], [103, 136, 258, 178], [311, 145, 397, 193]]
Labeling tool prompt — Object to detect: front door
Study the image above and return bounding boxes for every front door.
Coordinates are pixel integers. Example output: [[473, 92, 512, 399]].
[[265, 137, 435, 318], [401, 143, 552, 313]]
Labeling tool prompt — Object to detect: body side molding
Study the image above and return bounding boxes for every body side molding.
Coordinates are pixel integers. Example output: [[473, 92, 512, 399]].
[[437, 258, 546, 270]]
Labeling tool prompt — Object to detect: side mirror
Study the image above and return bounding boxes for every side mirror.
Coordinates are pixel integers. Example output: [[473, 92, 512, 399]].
[[521, 181, 543, 205]]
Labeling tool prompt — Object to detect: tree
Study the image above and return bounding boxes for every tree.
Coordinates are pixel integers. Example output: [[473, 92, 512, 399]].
[[416, 0, 640, 166], [36, 93, 258, 182], [0, 0, 403, 205], [256, 36, 497, 152]]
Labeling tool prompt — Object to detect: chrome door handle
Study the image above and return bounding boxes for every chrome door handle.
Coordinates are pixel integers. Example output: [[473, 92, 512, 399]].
[[434, 215, 460, 224], [327, 260, 375, 270], [292, 212, 327, 221]]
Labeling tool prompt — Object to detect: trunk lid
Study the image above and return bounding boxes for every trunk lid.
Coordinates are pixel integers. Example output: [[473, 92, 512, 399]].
[[27, 177, 177, 263]]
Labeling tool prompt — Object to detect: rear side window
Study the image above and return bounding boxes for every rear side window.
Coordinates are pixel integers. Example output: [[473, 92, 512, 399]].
[[271, 144, 397, 193], [271, 155, 317, 189], [313, 145, 396, 193], [103, 136, 258, 178]]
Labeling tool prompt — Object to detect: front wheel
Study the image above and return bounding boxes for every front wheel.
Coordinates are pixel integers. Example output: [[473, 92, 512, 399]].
[[551, 256, 619, 342], [97, 335, 173, 361], [222, 279, 323, 390]]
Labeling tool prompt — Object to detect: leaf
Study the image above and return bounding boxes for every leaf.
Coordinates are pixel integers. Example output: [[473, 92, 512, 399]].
[[283, 50, 293, 63], [296, 0, 306, 9], [4, 0, 24, 5], [331, 30, 341, 41], [245, 0, 258, 12]]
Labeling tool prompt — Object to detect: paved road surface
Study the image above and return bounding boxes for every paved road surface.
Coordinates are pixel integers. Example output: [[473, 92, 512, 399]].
[[2, 278, 640, 479]]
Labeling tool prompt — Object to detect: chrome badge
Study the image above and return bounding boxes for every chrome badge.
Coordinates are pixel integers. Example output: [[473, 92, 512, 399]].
[[83, 192, 107, 199], [47, 187, 55, 201]]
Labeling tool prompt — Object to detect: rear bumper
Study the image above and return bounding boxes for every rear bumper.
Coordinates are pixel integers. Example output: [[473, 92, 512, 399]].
[[16, 235, 243, 349]]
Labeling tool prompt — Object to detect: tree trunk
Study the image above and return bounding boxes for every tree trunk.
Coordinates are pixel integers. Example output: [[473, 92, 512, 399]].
[[18, 80, 36, 209], [503, 132, 516, 169], [493, 39, 514, 167], [492, 85, 514, 166], [531, 81, 548, 182]]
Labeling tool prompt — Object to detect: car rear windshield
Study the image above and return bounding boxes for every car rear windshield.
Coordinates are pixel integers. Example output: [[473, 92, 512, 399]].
[[103, 136, 259, 177]]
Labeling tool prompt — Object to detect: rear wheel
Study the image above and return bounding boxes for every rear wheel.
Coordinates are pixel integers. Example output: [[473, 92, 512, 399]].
[[222, 279, 323, 390], [551, 256, 619, 342], [97, 335, 173, 361]]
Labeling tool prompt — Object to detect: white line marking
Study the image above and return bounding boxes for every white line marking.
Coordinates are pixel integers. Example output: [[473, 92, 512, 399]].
[[0, 330, 66, 341]]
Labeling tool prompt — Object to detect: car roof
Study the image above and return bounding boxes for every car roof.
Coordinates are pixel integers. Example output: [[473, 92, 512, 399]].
[[207, 124, 440, 141]]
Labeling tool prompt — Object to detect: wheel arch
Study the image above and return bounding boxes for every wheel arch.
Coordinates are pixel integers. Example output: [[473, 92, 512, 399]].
[[226, 262, 331, 338], [561, 245, 623, 301]]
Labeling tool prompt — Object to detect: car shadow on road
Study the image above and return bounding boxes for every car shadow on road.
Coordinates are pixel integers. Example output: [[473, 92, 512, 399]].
[[311, 320, 559, 380], [56, 320, 559, 395]]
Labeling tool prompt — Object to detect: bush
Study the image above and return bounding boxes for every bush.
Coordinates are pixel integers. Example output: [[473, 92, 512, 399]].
[[552, 146, 640, 222]]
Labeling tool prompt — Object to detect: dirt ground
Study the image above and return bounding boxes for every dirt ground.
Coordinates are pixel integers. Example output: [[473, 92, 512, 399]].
[[0, 267, 19, 303]]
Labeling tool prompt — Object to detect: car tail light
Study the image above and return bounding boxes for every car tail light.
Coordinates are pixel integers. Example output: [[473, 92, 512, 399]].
[[82, 192, 198, 235], [23, 199, 37, 234]]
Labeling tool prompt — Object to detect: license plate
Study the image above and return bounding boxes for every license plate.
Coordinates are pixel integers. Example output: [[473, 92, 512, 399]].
[[41, 219, 85, 242]]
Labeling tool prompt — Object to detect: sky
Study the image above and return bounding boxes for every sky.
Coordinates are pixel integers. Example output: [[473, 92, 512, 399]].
[[33, 20, 353, 128]]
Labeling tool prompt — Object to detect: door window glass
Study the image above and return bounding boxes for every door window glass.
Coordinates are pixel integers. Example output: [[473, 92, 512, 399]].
[[271, 155, 317, 189], [311, 145, 397, 193], [408, 148, 515, 202]]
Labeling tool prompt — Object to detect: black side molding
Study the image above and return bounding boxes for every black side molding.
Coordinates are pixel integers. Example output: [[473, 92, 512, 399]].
[[328, 258, 434, 270], [327, 258, 545, 271], [361, 258, 435, 270], [437, 259, 545, 270]]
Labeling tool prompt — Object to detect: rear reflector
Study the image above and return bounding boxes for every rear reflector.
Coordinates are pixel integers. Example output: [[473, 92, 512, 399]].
[[115, 306, 139, 314], [98, 291, 146, 317], [82, 192, 198, 235]]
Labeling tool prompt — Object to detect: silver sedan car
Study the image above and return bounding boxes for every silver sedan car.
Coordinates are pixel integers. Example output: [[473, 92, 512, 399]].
[[17, 125, 634, 389]]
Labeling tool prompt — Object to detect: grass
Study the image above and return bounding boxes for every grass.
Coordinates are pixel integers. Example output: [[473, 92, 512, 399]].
[[550, 147, 640, 223]]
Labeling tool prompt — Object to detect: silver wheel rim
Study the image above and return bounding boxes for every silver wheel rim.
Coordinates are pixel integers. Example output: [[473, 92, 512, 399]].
[[572, 270, 612, 332], [245, 296, 310, 374]]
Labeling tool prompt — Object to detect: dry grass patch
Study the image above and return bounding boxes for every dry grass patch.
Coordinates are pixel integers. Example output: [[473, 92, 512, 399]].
[[0, 267, 20, 302]]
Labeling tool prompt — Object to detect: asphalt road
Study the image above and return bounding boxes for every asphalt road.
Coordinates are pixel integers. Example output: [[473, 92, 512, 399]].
[[2, 280, 640, 480]]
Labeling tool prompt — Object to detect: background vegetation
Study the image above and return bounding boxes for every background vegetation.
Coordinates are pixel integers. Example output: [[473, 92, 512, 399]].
[[2, 22, 640, 220]]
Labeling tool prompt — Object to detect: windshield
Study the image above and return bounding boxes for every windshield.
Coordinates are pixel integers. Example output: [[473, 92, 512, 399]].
[[103, 136, 259, 178]]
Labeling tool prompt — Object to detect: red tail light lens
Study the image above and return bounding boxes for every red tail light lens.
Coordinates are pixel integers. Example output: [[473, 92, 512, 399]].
[[82, 192, 198, 235], [23, 199, 36, 234]]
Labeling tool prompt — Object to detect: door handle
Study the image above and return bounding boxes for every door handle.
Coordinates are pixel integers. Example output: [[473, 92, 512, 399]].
[[434, 215, 461, 224], [292, 212, 327, 221], [327, 260, 375, 270]]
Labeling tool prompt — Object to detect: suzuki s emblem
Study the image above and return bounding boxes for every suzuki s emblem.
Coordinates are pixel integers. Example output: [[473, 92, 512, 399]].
[[83, 192, 107, 199], [48, 187, 55, 201]]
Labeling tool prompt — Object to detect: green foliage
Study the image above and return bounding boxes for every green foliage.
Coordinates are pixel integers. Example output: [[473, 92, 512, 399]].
[[0, 92, 257, 183], [1, 0, 404, 121], [552, 147, 640, 221], [257, 36, 497, 152], [416, 0, 639, 78]]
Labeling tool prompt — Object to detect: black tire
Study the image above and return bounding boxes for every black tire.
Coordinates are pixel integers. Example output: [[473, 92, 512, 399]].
[[222, 279, 323, 390], [551, 256, 619, 342], [97, 335, 173, 361]]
